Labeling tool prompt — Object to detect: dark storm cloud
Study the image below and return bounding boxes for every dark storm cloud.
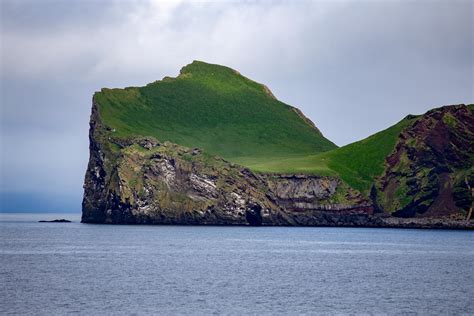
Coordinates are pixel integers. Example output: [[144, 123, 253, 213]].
[[0, 0, 472, 212]]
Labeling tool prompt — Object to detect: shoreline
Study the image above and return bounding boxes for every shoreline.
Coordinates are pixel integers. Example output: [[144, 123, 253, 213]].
[[80, 215, 474, 230]]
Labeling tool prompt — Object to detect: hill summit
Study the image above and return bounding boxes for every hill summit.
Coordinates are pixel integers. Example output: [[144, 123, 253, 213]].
[[95, 60, 336, 167]]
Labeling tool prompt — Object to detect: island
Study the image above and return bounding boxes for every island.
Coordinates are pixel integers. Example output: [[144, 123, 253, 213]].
[[81, 61, 473, 229]]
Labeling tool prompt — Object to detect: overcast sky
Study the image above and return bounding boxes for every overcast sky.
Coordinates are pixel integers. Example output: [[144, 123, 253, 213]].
[[1, 0, 472, 212]]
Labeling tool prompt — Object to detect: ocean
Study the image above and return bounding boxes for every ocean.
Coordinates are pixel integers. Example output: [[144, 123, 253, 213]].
[[1, 213, 473, 315]]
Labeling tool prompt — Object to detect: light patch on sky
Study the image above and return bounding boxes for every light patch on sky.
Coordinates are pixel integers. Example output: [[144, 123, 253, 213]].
[[0, 0, 472, 211]]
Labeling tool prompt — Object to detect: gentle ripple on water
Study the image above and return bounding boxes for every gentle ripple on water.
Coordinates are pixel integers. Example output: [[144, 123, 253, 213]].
[[0, 213, 473, 315]]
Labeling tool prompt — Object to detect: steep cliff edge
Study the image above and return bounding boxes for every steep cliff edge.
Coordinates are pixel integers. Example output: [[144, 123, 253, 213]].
[[82, 61, 473, 228], [373, 105, 474, 219]]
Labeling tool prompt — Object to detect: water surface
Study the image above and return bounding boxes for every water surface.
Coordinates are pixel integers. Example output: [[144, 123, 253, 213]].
[[1, 213, 473, 314]]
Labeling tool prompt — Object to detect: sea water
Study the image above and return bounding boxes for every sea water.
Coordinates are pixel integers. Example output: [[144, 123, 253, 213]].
[[1, 213, 473, 314]]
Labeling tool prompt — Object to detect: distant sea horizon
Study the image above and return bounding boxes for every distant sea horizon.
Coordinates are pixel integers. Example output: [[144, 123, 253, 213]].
[[0, 212, 82, 222], [0, 210, 80, 213]]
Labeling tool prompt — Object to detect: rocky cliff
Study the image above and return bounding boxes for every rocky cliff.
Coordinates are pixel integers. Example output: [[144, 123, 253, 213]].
[[374, 105, 474, 219]]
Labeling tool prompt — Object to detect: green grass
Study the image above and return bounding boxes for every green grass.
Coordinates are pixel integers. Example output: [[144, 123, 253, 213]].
[[95, 60, 418, 193], [238, 153, 337, 176], [245, 116, 417, 193], [324, 117, 416, 192], [96, 60, 336, 163]]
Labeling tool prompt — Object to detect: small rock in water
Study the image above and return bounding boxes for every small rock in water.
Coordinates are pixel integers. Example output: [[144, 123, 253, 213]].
[[38, 219, 71, 223]]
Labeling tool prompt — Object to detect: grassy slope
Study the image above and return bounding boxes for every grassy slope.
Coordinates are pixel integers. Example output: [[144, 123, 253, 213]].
[[96, 61, 336, 164], [95, 60, 420, 194], [248, 117, 417, 193]]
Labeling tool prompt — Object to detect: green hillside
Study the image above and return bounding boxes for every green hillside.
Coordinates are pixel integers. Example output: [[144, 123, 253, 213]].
[[247, 116, 418, 193], [95, 60, 421, 194], [95, 61, 336, 164]]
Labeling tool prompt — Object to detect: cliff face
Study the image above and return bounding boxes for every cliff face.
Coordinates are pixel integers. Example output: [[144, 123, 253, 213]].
[[374, 105, 474, 219]]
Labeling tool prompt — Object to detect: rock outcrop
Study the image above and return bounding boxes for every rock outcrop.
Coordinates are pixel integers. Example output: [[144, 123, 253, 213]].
[[374, 105, 474, 220]]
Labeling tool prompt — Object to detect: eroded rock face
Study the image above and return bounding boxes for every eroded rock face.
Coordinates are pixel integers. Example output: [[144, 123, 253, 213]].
[[266, 175, 338, 200], [263, 174, 372, 214], [375, 105, 474, 218]]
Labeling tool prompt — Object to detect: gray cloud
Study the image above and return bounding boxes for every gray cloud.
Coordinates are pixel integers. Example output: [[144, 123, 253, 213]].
[[1, 0, 472, 212]]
